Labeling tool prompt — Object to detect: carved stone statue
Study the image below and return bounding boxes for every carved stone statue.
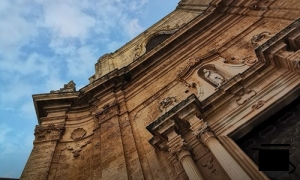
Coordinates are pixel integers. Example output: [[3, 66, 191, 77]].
[[203, 69, 226, 87]]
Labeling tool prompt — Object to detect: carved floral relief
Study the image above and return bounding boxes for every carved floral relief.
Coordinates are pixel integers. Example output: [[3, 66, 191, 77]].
[[251, 32, 272, 46]]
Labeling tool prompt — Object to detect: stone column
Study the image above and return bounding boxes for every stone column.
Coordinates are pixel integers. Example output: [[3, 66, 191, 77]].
[[168, 134, 204, 180], [194, 122, 251, 180]]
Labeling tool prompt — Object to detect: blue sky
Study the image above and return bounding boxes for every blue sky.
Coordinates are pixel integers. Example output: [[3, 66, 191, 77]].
[[0, 0, 178, 178]]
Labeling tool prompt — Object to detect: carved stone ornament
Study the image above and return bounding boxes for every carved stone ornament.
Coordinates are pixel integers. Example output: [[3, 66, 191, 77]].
[[159, 97, 177, 112], [203, 69, 226, 87], [202, 156, 217, 175], [249, 0, 269, 10], [176, 50, 218, 82], [176, 57, 201, 82], [66, 138, 92, 158], [252, 100, 265, 110], [71, 128, 87, 140], [293, 59, 300, 69], [133, 44, 143, 60], [223, 56, 258, 66], [34, 123, 65, 141], [235, 89, 257, 105], [50, 80, 76, 93], [94, 101, 119, 122], [193, 121, 208, 138], [168, 139, 189, 155], [223, 57, 245, 66], [251, 32, 272, 46]]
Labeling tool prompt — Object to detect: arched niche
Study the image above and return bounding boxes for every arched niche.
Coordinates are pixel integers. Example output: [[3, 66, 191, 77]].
[[133, 29, 178, 60], [197, 64, 231, 88], [145, 29, 177, 52], [145, 34, 172, 52]]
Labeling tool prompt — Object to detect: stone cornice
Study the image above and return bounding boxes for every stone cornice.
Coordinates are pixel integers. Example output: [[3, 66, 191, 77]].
[[33, 92, 80, 124], [80, 3, 223, 95], [146, 94, 202, 134]]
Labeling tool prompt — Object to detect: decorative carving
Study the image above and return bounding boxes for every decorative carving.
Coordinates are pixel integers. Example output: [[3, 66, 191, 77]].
[[203, 69, 226, 87], [71, 128, 87, 140], [34, 123, 65, 141], [252, 100, 265, 110], [202, 156, 217, 175], [176, 50, 219, 82], [292, 59, 300, 69], [50, 80, 76, 93], [244, 56, 258, 65], [94, 101, 119, 122], [66, 139, 93, 158], [251, 32, 272, 46], [159, 97, 177, 112], [177, 57, 201, 81], [249, 0, 269, 10], [168, 138, 190, 157], [169, 140, 187, 153], [223, 56, 258, 66], [223, 57, 245, 66], [235, 89, 257, 105], [147, 94, 198, 132], [133, 44, 143, 60], [193, 121, 208, 138]]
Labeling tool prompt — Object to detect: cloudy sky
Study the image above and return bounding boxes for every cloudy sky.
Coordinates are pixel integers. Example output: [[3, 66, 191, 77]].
[[0, 0, 178, 178]]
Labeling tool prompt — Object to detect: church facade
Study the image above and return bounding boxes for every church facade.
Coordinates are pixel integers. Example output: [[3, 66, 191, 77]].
[[21, 0, 300, 179]]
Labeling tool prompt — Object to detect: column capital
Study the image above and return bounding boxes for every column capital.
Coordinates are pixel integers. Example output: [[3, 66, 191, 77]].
[[193, 122, 215, 144], [168, 135, 189, 155]]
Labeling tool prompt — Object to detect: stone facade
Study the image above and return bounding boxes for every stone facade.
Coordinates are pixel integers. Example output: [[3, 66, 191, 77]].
[[21, 0, 300, 179]]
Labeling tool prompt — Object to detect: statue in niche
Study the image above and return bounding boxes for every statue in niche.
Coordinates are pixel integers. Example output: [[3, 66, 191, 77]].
[[203, 69, 226, 87]]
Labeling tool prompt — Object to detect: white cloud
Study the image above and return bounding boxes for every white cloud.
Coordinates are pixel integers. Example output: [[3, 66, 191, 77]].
[[40, 1, 96, 41], [124, 18, 144, 38], [0, 1, 39, 56], [0, 0, 157, 178], [0, 124, 12, 144], [65, 46, 98, 78]]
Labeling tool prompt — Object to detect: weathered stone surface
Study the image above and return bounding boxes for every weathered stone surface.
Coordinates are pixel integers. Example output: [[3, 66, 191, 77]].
[[21, 0, 300, 179]]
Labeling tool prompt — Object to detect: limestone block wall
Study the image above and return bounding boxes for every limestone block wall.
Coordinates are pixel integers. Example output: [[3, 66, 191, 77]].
[[21, 0, 300, 179]]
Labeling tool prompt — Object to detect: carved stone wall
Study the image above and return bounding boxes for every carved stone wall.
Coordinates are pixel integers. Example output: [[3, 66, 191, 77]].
[[22, 0, 300, 179]]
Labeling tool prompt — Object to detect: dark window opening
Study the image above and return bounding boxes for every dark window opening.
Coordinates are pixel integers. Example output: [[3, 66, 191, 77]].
[[145, 34, 171, 52], [236, 95, 300, 180]]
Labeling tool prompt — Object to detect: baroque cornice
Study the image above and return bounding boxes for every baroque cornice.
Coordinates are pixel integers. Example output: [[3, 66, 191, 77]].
[[81, 5, 222, 95], [146, 94, 202, 134]]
